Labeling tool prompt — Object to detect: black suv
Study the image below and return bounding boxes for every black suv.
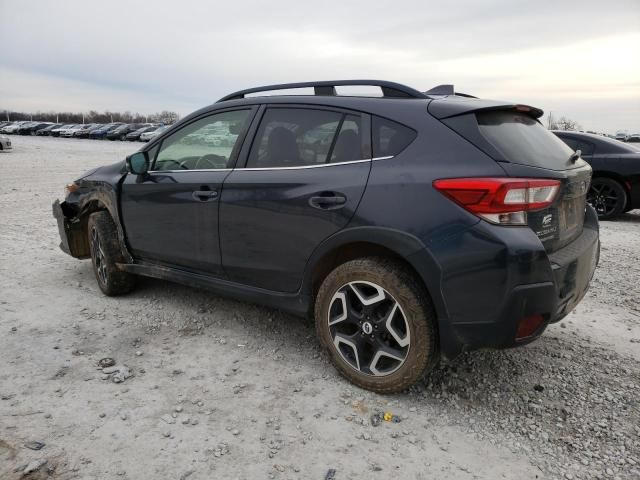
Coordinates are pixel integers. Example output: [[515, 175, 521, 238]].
[[53, 80, 599, 393]]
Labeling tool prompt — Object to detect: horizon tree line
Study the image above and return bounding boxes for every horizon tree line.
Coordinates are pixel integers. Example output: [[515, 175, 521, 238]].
[[2, 109, 180, 125]]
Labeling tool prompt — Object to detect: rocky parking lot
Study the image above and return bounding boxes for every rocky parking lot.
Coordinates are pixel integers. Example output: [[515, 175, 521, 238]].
[[0, 136, 638, 480]]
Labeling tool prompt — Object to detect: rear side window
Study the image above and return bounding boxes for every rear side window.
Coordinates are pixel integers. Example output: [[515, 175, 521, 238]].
[[372, 116, 416, 157], [477, 111, 575, 170], [247, 108, 364, 168]]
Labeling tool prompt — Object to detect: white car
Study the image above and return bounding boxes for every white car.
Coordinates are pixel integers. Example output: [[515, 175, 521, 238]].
[[50, 124, 76, 137], [614, 131, 628, 141], [0, 135, 12, 151], [140, 125, 169, 142], [60, 125, 86, 137], [625, 133, 640, 144], [1, 121, 29, 134]]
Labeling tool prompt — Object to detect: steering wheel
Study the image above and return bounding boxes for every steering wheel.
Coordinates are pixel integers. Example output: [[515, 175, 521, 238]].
[[157, 159, 187, 170], [194, 154, 227, 170]]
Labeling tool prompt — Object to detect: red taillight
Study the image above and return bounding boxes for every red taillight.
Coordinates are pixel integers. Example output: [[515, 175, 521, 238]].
[[433, 177, 560, 225]]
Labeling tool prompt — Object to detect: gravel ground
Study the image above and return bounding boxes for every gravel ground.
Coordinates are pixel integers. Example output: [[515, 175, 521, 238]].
[[0, 136, 638, 480]]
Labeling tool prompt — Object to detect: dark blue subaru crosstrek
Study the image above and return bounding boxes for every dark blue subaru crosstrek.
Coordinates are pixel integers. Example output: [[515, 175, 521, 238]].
[[53, 80, 599, 393]]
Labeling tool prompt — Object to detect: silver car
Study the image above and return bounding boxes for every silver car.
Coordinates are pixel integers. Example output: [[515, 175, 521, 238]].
[[0, 135, 12, 151], [139, 125, 169, 142]]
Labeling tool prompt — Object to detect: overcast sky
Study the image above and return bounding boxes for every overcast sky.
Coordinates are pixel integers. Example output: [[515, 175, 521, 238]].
[[1, 0, 638, 133]]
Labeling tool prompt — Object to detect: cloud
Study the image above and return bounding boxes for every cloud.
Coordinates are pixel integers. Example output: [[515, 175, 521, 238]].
[[0, 0, 638, 132]]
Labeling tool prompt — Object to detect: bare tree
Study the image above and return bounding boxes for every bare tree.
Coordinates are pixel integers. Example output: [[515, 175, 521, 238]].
[[548, 114, 581, 131], [149, 110, 180, 125]]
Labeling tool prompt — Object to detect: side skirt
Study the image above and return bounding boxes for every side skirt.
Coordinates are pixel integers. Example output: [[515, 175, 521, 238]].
[[117, 261, 311, 318]]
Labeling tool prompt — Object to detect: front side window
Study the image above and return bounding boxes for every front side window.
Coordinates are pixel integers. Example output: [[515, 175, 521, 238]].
[[154, 109, 251, 171], [247, 108, 364, 168]]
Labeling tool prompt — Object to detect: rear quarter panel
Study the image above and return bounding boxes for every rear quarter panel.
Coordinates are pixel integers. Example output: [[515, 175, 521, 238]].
[[350, 108, 511, 326]]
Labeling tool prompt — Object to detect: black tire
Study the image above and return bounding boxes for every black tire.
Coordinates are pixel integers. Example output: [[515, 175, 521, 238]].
[[87, 211, 136, 296], [588, 178, 627, 220], [315, 257, 438, 394]]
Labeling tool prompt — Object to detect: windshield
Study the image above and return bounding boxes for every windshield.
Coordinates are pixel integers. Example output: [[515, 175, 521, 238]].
[[476, 111, 581, 170]]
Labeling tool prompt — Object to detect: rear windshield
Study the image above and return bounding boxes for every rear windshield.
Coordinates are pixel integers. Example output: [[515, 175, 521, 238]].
[[477, 111, 576, 170]]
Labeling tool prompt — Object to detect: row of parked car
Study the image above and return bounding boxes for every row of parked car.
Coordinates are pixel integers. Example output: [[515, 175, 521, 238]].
[[614, 131, 640, 143], [0, 121, 169, 142]]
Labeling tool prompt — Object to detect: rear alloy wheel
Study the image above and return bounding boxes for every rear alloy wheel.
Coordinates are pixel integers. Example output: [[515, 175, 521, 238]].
[[315, 257, 438, 393], [587, 178, 627, 220], [328, 281, 411, 376]]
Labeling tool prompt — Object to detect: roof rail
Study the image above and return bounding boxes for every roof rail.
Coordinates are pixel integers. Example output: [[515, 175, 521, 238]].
[[217, 80, 429, 102]]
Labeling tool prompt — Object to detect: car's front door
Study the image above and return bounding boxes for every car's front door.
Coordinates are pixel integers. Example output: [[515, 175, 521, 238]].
[[120, 108, 255, 274], [219, 106, 372, 292]]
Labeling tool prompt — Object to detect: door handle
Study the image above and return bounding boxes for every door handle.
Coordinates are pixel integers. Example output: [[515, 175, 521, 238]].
[[309, 193, 347, 210], [192, 190, 218, 202]]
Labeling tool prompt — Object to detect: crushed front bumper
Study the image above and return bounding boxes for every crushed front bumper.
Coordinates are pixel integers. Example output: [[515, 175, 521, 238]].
[[52, 200, 90, 259]]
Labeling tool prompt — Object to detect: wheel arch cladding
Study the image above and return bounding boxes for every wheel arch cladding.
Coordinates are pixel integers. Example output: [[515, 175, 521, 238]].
[[73, 185, 132, 263], [592, 171, 631, 193], [302, 226, 449, 325]]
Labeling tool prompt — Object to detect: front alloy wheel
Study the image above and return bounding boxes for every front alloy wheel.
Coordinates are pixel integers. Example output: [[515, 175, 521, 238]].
[[90, 226, 108, 286], [328, 281, 410, 376], [87, 211, 136, 296]]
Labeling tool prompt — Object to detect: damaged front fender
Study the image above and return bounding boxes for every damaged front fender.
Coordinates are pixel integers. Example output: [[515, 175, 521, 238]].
[[52, 159, 133, 263]]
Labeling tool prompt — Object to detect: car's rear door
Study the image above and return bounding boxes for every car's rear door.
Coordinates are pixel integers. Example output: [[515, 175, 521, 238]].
[[120, 107, 256, 274], [219, 105, 371, 292]]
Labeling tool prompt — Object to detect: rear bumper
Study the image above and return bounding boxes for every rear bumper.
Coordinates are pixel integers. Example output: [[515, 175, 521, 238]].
[[52, 200, 89, 259], [431, 205, 599, 357]]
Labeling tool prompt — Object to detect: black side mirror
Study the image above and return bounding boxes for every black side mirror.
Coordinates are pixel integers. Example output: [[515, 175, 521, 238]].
[[127, 151, 149, 175]]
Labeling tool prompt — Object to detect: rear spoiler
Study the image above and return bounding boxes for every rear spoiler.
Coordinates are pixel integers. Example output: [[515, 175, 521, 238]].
[[428, 97, 544, 120]]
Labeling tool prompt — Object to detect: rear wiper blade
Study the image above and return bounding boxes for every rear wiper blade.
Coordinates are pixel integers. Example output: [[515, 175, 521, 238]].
[[569, 149, 582, 163]]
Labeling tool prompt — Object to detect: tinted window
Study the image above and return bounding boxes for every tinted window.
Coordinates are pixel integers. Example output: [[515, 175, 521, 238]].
[[247, 108, 364, 168], [594, 136, 640, 154], [372, 116, 416, 157], [330, 114, 364, 162], [557, 136, 595, 155], [574, 140, 595, 155], [154, 109, 250, 171], [477, 111, 576, 170]]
